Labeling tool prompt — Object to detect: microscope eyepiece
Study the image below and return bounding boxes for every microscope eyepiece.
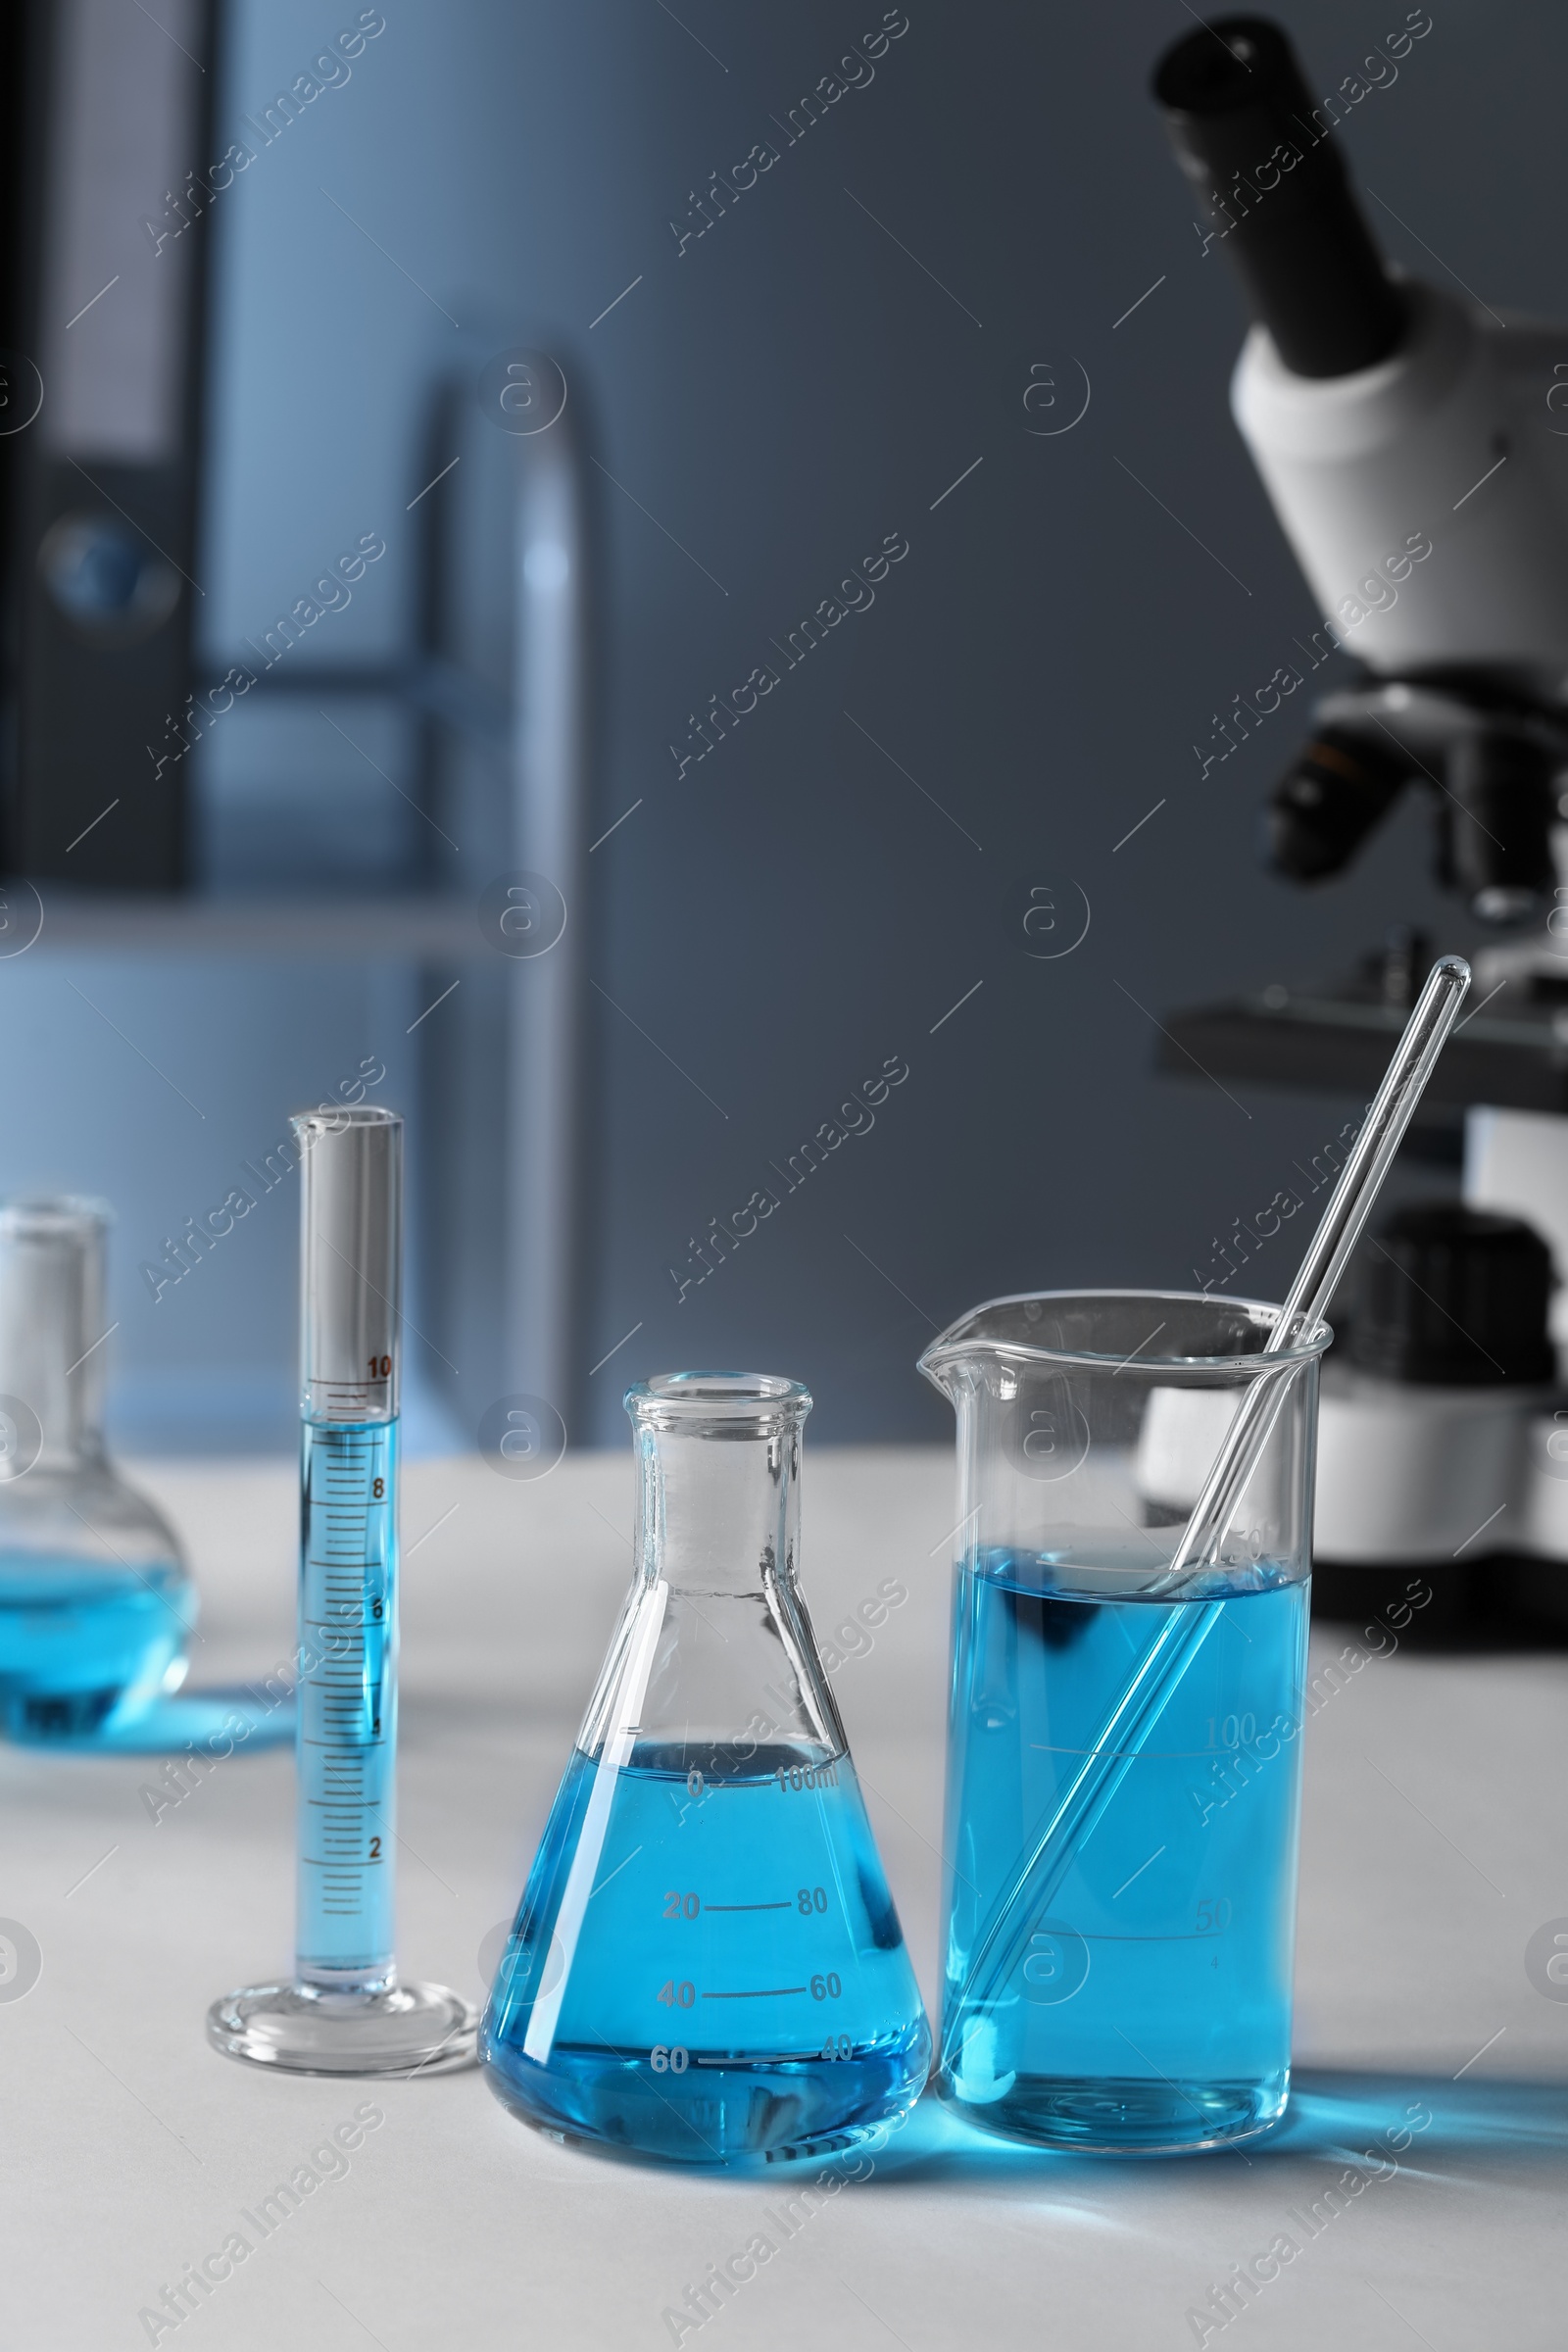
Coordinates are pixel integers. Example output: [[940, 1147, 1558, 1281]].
[[1152, 15, 1405, 377]]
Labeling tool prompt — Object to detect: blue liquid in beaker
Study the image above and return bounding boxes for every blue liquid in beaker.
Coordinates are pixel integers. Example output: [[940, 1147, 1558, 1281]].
[[482, 1741, 931, 2164], [0, 1554, 194, 1740], [941, 1551, 1307, 2153]]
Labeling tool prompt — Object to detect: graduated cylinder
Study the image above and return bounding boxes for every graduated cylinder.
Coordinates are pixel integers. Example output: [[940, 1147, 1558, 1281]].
[[294, 1106, 402, 1991]]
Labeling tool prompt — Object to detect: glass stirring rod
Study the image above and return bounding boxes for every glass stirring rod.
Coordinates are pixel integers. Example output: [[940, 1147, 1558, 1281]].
[[939, 954, 1472, 2070], [208, 1104, 475, 2075]]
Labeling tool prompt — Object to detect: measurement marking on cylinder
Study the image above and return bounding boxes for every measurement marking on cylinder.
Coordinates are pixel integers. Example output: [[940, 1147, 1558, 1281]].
[[297, 1418, 395, 1976], [703, 1902, 792, 1913]]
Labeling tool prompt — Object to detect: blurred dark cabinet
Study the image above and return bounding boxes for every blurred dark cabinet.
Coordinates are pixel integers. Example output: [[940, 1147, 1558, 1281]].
[[1, 0, 216, 886]]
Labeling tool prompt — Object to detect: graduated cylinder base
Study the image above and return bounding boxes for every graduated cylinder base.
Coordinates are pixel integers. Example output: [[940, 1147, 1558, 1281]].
[[207, 1977, 476, 2077], [936, 2064, 1289, 2155]]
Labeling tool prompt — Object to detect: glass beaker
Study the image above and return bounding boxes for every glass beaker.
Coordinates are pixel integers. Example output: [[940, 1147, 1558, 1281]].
[[0, 1199, 194, 1740], [920, 1291, 1327, 2155], [481, 1372, 932, 2164]]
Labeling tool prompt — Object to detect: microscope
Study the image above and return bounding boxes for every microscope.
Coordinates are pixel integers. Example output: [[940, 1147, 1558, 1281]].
[[1152, 16, 1568, 1635]]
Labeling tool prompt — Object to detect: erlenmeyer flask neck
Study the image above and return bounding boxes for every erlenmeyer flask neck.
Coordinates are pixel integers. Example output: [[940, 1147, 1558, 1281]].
[[594, 1372, 846, 1775], [0, 1200, 110, 1475], [628, 1375, 808, 1596]]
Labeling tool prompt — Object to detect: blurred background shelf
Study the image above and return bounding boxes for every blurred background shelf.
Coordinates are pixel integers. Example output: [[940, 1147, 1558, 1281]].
[[24, 888, 489, 959]]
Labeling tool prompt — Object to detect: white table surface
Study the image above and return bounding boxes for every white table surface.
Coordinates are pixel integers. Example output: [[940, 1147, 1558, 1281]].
[[4, 1446, 1565, 2350]]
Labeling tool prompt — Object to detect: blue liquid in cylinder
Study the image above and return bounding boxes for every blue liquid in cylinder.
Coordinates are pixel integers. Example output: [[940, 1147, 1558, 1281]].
[[941, 1550, 1307, 2152], [0, 1554, 194, 1740], [482, 1741, 932, 2164], [296, 1421, 396, 1980]]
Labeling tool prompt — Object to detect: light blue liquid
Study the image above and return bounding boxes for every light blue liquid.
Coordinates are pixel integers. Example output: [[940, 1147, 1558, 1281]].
[[296, 1419, 396, 1980], [941, 1551, 1307, 2153], [0, 1553, 194, 1740], [482, 1741, 932, 2164]]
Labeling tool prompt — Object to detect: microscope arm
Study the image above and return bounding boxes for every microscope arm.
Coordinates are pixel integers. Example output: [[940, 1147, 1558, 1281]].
[[1153, 15, 1568, 921]]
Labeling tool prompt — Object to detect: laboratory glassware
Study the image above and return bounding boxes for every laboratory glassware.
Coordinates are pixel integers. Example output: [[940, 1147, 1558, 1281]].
[[923, 956, 1470, 2154], [0, 1198, 194, 1741], [208, 1106, 475, 2075], [921, 1289, 1326, 2153], [481, 1372, 931, 2164]]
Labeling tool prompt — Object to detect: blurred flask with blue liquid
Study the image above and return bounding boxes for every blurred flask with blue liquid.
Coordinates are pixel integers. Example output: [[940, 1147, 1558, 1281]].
[[0, 1199, 194, 1740]]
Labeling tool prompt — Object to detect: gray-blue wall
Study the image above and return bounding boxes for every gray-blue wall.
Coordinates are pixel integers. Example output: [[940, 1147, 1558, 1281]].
[[5, 0, 1553, 1450]]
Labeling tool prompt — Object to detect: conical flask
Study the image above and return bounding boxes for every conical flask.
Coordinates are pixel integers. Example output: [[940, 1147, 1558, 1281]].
[[481, 1372, 931, 2164]]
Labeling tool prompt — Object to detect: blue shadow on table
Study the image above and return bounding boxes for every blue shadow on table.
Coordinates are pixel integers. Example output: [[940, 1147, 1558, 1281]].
[[10, 1684, 295, 1755], [855, 2071, 1568, 2186]]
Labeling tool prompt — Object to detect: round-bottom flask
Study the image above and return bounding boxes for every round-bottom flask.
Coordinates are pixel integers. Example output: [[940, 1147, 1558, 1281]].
[[0, 1200, 194, 1742]]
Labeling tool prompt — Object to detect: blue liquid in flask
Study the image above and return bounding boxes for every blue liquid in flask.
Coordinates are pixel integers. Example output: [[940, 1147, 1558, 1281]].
[[488, 1369, 933, 2161], [483, 1738, 930, 2164], [0, 1197, 203, 1743], [0, 1554, 194, 1740], [941, 1550, 1307, 2154]]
